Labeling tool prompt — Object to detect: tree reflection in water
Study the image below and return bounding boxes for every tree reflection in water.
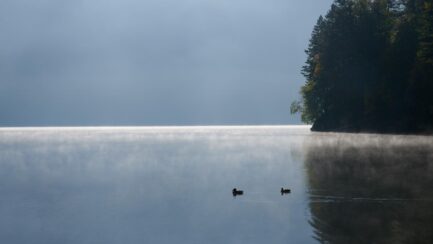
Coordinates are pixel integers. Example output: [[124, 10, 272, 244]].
[[304, 134, 433, 244]]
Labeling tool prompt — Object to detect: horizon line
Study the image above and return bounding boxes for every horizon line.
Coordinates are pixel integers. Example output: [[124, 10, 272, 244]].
[[0, 124, 310, 130]]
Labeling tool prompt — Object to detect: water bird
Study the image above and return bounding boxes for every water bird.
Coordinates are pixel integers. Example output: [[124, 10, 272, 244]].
[[281, 188, 291, 195], [232, 188, 244, 196]]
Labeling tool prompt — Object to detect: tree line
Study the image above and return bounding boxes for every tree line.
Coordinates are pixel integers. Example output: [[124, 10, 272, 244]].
[[292, 0, 433, 133]]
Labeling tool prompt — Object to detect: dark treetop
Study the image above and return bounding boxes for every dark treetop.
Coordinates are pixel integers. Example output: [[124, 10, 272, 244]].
[[292, 0, 433, 134]]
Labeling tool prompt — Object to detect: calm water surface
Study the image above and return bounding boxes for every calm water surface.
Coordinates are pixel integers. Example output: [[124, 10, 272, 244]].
[[0, 126, 432, 244]]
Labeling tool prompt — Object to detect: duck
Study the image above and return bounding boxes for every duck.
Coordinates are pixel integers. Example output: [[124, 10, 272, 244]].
[[232, 188, 244, 196], [281, 187, 291, 194]]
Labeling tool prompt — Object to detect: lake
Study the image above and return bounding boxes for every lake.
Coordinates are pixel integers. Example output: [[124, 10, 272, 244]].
[[0, 126, 432, 243]]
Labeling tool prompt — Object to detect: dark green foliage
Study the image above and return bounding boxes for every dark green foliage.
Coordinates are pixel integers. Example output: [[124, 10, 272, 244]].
[[294, 0, 433, 133]]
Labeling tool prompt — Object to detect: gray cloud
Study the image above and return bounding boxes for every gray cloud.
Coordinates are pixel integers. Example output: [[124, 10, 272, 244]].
[[0, 0, 332, 126]]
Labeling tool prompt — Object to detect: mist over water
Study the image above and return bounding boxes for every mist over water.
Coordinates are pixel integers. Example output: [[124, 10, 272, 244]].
[[305, 132, 433, 243], [0, 126, 432, 243]]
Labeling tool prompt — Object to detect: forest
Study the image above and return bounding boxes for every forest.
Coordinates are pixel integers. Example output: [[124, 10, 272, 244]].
[[292, 0, 433, 133]]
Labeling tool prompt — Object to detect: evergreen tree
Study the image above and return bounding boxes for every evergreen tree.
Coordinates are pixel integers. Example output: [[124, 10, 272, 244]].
[[294, 0, 433, 133]]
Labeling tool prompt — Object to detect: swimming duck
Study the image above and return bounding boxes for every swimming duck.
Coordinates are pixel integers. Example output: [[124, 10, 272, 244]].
[[281, 188, 291, 194], [232, 188, 244, 196]]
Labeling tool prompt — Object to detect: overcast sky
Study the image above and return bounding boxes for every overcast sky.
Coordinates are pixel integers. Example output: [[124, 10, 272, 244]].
[[0, 0, 332, 126]]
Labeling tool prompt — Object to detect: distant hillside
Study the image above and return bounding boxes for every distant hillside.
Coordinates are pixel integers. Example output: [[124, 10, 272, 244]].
[[292, 0, 433, 134]]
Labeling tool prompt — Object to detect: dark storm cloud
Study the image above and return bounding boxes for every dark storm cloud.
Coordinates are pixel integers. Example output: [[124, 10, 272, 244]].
[[0, 0, 332, 126]]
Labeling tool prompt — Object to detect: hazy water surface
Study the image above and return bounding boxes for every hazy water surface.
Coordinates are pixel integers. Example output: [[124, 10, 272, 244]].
[[0, 126, 432, 244]]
